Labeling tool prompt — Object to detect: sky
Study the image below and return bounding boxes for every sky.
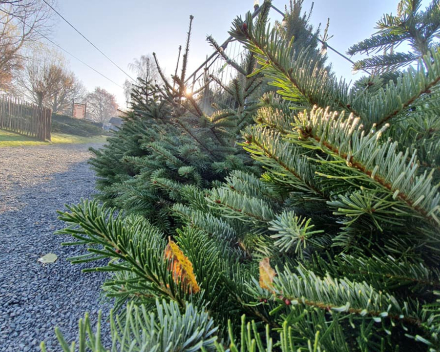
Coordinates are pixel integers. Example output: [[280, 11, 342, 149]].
[[46, 0, 431, 110]]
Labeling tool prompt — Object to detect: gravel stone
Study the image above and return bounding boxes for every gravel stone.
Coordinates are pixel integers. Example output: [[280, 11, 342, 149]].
[[0, 143, 112, 351]]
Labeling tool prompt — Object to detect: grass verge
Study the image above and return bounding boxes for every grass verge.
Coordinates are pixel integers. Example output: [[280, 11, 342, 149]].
[[0, 130, 107, 147]]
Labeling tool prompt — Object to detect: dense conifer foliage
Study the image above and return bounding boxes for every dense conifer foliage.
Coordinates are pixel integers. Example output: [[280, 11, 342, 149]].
[[44, 1, 440, 351], [87, 16, 264, 233], [348, 0, 440, 72]]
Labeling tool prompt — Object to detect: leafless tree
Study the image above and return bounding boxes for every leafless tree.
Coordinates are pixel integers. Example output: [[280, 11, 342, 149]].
[[123, 79, 132, 107], [129, 54, 158, 82], [86, 87, 118, 123], [0, 0, 54, 91], [50, 73, 86, 115], [15, 46, 86, 114], [124, 54, 159, 106]]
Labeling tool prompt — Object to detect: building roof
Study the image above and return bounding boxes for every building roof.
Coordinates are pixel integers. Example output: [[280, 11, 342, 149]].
[[109, 116, 123, 125]]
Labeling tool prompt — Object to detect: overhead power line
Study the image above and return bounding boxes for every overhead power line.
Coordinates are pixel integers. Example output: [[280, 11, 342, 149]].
[[42, 0, 137, 82], [12, 14, 124, 88], [36, 31, 124, 89]]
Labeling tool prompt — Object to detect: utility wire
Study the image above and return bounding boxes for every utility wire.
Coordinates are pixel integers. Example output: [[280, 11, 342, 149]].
[[38, 32, 124, 88], [42, 0, 137, 82], [13, 15, 124, 88]]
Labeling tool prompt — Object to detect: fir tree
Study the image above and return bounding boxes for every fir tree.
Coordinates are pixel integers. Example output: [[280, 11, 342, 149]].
[[88, 13, 264, 233], [43, 1, 440, 351], [348, 0, 440, 72]]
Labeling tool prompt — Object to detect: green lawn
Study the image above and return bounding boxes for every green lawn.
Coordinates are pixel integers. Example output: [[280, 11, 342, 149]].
[[0, 129, 107, 147]]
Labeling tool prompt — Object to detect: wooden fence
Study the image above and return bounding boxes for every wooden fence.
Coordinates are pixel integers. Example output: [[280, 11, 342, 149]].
[[0, 96, 52, 141]]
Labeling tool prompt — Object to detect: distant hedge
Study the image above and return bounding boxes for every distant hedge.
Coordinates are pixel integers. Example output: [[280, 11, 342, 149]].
[[51, 114, 104, 137]]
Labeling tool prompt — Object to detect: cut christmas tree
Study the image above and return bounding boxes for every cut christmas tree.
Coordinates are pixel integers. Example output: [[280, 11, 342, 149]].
[[43, 1, 440, 351]]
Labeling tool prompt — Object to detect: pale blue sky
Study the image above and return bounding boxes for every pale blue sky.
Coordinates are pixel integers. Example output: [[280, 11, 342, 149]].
[[48, 0, 430, 108]]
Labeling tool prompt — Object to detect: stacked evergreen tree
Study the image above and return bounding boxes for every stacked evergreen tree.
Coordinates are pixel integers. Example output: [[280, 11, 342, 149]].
[[87, 14, 264, 233], [43, 1, 440, 351]]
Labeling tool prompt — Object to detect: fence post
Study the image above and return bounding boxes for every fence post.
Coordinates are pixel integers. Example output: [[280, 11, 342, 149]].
[[48, 109, 52, 141], [0, 96, 3, 129], [7, 97, 9, 130], [44, 108, 51, 141], [37, 107, 42, 140]]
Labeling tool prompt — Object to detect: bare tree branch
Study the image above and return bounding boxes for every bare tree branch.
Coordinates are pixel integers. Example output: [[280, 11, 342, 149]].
[[0, 0, 54, 91]]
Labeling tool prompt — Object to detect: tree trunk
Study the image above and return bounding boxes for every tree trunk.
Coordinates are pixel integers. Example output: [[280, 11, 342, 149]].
[[36, 91, 44, 108]]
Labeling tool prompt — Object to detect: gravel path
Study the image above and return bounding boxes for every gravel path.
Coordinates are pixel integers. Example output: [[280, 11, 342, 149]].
[[0, 143, 112, 351]]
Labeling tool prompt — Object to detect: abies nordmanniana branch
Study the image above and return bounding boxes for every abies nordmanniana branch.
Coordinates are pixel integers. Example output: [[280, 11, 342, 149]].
[[44, 1, 440, 351]]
